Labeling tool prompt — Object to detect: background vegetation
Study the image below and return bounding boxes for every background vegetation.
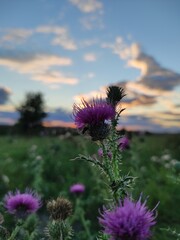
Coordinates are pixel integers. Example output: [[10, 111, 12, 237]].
[[0, 132, 180, 239]]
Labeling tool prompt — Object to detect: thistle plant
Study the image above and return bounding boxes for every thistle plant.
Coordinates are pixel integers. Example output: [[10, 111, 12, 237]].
[[73, 85, 158, 239], [73, 86, 134, 202], [0, 85, 160, 240], [45, 197, 73, 240], [2, 189, 41, 240], [69, 183, 93, 239]]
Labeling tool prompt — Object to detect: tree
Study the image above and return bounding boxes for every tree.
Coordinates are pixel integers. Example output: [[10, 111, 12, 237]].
[[16, 92, 47, 134]]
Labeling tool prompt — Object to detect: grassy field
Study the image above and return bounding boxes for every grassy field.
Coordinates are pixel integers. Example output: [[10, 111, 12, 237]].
[[0, 133, 180, 239]]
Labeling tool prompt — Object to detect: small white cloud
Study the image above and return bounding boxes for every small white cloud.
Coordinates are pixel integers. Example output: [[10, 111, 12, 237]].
[[33, 71, 78, 85], [69, 0, 103, 13], [102, 37, 140, 60], [36, 25, 77, 50], [87, 72, 95, 78], [83, 53, 97, 61]]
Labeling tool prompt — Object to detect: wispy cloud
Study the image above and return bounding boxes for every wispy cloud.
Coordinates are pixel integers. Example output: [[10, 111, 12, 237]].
[[86, 72, 95, 78], [68, 0, 104, 30], [69, 0, 103, 13], [36, 25, 77, 50], [0, 28, 33, 44], [0, 25, 77, 51], [80, 14, 104, 30], [0, 51, 72, 73], [33, 71, 78, 85], [80, 38, 99, 47], [83, 52, 97, 61], [103, 37, 180, 92], [0, 50, 79, 86]]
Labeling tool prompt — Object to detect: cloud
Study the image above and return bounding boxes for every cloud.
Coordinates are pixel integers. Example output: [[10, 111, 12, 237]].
[[80, 14, 104, 30], [0, 25, 77, 51], [83, 53, 97, 61], [129, 51, 180, 91], [80, 38, 98, 47], [86, 72, 95, 78], [122, 94, 157, 107], [0, 111, 19, 125], [46, 108, 72, 122], [36, 25, 77, 50], [0, 86, 11, 105], [69, 0, 103, 13], [119, 114, 179, 133], [103, 37, 180, 91], [0, 29, 33, 44], [0, 50, 79, 86], [74, 82, 157, 107], [33, 71, 78, 85]]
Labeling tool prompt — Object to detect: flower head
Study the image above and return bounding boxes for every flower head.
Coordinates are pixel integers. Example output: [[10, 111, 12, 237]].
[[99, 196, 157, 240], [118, 136, 130, 151], [4, 189, 41, 218], [106, 86, 126, 107], [70, 183, 85, 194], [47, 197, 72, 221], [73, 99, 115, 140]]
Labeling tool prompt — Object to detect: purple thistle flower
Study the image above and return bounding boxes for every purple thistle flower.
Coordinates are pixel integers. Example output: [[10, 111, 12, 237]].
[[99, 196, 157, 240], [4, 189, 42, 218], [73, 99, 115, 129], [70, 183, 85, 194], [98, 148, 103, 157], [118, 136, 130, 151]]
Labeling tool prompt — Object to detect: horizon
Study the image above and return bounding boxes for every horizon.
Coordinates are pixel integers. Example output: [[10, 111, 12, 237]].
[[0, 0, 180, 133]]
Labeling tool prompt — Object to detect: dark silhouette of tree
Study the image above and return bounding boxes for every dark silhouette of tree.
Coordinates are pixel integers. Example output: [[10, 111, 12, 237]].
[[16, 92, 47, 134]]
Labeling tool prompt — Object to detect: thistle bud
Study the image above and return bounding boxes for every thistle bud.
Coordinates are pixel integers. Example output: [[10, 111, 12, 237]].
[[106, 86, 125, 107], [47, 197, 72, 221]]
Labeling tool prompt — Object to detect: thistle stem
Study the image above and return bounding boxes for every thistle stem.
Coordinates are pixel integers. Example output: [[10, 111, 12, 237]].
[[8, 225, 21, 240], [76, 198, 92, 239]]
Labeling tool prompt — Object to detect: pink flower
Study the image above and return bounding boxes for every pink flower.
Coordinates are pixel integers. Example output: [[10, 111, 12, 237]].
[[118, 136, 130, 151], [99, 196, 158, 240], [4, 189, 42, 218], [70, 183, 85, 194]]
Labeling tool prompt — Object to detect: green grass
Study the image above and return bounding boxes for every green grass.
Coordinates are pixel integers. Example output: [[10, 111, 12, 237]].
[[0, 133, 180, 239]]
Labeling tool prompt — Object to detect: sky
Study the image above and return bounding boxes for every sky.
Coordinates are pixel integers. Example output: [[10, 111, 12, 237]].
[[0, 0, 180, 132]]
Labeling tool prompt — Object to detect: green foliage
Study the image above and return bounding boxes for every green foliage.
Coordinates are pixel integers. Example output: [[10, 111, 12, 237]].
[[45, 220, 73, 240], [0, 134, 180, 239]]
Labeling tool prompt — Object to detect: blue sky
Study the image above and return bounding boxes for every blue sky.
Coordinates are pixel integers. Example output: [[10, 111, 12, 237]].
[[0, 0, 180, 132]]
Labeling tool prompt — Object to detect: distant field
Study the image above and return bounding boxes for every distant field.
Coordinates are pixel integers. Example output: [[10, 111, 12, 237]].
[[0, 133, 180, 239]]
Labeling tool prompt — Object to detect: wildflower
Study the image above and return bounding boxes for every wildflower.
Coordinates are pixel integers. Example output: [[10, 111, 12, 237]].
[[98, 148, 112, 159], [73, 98, 115, 140], [47, 197, 72, 221], [98, 148, 103, 157], [118, 136, 130, 151], [70, 183, 85, 194], [99, 196, 157, 240], [4, 189, 41, 218], [106, 85, 126, 107]]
